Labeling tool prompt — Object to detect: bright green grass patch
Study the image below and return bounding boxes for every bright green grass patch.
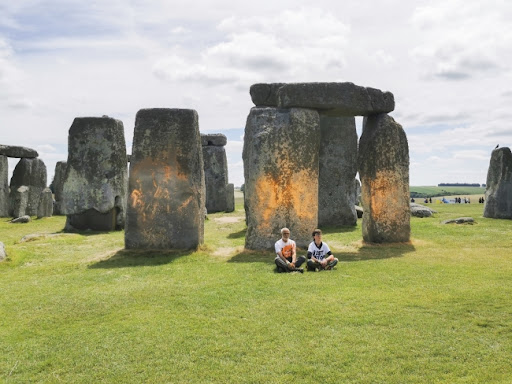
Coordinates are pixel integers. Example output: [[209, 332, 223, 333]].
[[410, 186, 486, 198], [1, 201, 511, 383]]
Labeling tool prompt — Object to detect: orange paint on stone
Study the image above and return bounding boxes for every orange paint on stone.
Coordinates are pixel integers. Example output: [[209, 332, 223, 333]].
[[129, 157, 190, 224], [367, 170, 409, 226], [254, 169, 317, 232]]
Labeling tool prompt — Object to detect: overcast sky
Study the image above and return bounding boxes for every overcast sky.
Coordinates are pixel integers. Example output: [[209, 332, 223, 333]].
[[1, 0, 511, 187]]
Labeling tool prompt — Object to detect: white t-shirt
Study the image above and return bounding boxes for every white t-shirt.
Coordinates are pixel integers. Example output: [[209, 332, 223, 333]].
[[307, 241, 331, 261], [275, 239, 296, 258]]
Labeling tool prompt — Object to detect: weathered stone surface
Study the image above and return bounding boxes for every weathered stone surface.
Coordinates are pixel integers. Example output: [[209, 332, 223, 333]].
[[0, 241, 6, 261], [125, 108, 205, 249], [483, 147, 512, 219], [441, 217, 474, 224], [37, 187, 53, 218], [243, 107, 320, 249], [52, 161, 67, 215], [66, 209, 117, 231], [202, 145, 228, 213], [318, 115, 358, 226], [226, 183, 235, 213], [62, 117, 128, 230], [250, 83, 286, 106], [354, 178, 361, 205], [11, 186, 29, 218], [277, 82, 395, 116], [201, 133, 227, 147], [358, 113, 410, 243], [0, 144, 38, 158], [0, 155, 8, 217], [11, 215, 31, 223], [410, 203, 435, 218], [9, 158, 47, 216]]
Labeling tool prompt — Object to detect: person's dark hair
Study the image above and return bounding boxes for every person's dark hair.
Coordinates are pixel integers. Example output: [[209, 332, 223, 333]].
[[312, 229, 322, 237]]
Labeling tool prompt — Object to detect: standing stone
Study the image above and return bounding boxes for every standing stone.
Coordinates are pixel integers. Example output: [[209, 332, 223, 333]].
[[37, 187, 53, 218], [62, 117, 128, 230], [9, 158, 47, 216], [0, 241, 6, 262], [52, 161, 67, 215], [358, 113, 410, 243], [483, 147, 512, 219], [243, 107, 320, 249], [12, 186, 29, 218], [318, 114, 358, 226], [0, 155, 8, 217], [125, 108, 205, 249], [226, 183, 235, 213], [202, 136, 228, 213], [354, 178, 361, 206]]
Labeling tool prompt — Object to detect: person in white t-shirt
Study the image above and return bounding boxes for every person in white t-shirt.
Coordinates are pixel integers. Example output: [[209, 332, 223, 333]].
[[306, 229, 338, 272], [274, 227, 305, 273]]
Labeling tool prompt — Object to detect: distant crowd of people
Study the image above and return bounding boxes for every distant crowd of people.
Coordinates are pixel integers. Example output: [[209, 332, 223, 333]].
[[410, 196, 485, 204]]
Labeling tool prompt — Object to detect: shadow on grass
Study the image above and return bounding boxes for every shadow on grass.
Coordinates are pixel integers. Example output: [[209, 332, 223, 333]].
[[227, 241, 416, 264], [341, 242, 416, 262], [227, 228, 247, 239], [88, 248, 193, 269], [227, 250, 274, 264], [320, 225, 359, 234]]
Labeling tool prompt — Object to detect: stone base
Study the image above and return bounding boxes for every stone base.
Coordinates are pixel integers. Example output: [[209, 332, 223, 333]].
[[66, 208, 119, 231]]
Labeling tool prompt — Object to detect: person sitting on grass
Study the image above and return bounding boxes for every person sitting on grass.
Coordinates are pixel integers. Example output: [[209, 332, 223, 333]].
[[306, 229, 338, 272], [274, 227, 305, 273]]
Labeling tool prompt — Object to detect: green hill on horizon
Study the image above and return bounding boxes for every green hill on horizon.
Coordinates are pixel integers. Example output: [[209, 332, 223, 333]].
[[410, 185, 486, 198]]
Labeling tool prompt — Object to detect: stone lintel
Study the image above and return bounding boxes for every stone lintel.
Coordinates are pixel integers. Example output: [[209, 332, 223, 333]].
[[0, 144, 38, 158]]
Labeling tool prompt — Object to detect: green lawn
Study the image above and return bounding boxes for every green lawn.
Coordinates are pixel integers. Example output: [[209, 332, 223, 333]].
[[1, 199, 511, 383], [410, 186, 486, 198]]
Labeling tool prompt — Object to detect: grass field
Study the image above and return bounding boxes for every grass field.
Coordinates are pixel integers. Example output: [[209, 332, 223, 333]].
[[410, 186, 486, 198], [1, 195, 511, 383]]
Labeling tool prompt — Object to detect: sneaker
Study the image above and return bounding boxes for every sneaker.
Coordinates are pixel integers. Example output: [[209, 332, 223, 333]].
[[327, 259, 338, 270], [276, 266, 286, 273], [296, 268, 304, 273], [307, 266, 317, 272]]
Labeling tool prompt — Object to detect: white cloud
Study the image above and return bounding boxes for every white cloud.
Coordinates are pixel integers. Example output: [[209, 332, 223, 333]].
[[153, 7, 351, 88], [410, 1, 512, 81]]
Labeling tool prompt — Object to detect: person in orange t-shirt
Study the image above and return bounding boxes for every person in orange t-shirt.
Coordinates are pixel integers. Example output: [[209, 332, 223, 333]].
[[274, 227, 305, 273]]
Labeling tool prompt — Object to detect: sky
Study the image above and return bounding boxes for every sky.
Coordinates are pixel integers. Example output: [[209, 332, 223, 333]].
[[1, 0, 511, 187]]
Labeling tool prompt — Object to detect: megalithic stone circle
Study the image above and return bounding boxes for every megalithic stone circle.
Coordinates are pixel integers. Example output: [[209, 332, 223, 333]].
[[243, 107, 321, 249], [125, 108, 205, 250], [9, 158, 47, 216], [483, 147, 512, 219], [62, 117, 128, 230], [358, 113, 410, 243], [0, 155, 8, 217], [318, 114, 358, 226]]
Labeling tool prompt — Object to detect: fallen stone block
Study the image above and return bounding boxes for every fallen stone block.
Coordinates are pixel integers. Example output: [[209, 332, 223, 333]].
[[11, 215, 31, 223]]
